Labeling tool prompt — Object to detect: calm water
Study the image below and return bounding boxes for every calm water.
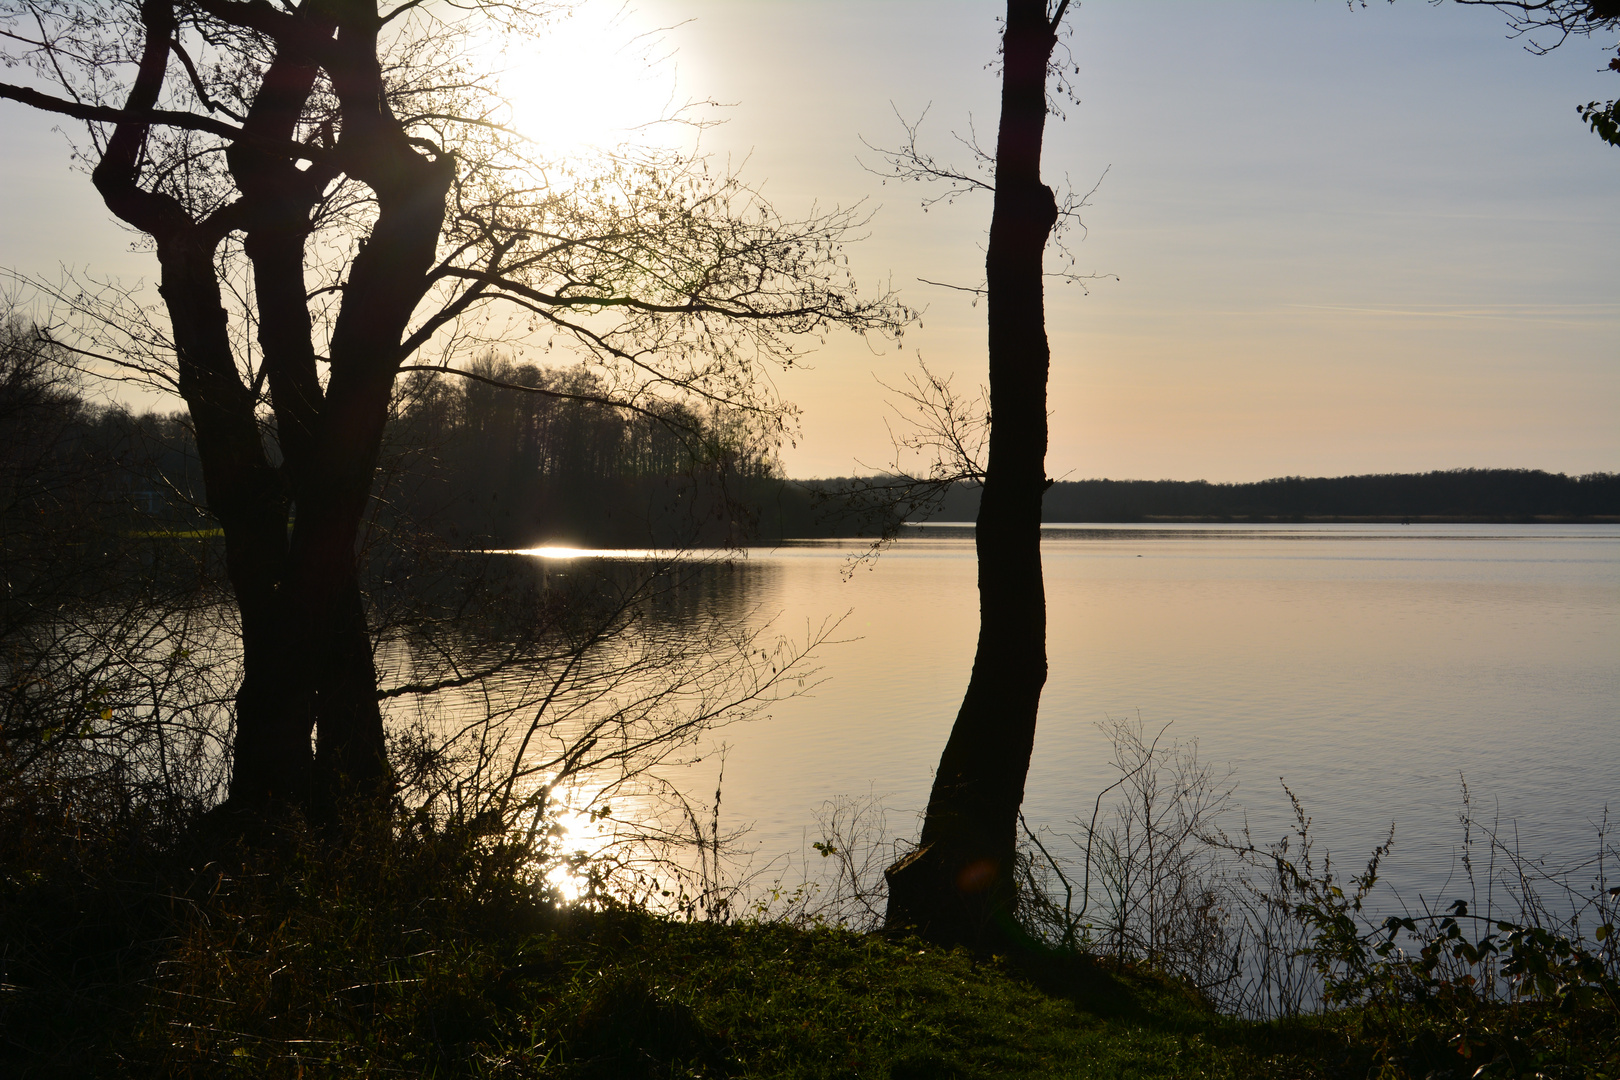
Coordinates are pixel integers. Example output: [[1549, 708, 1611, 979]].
[[504, 524, 1619, 909]]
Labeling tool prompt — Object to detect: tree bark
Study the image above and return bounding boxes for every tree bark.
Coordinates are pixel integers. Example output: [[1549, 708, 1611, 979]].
[[86, 0, 451, 820], [885, 0, 1063, 948]]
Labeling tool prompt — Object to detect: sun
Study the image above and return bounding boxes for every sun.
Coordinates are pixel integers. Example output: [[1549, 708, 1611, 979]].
[[495, 5, 684, 160]]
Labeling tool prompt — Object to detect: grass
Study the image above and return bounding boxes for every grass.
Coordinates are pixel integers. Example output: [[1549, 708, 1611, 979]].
[[0, 814, 1392, 1080], [2, 785, 1612, 1079], [124, 527, 225, 539]]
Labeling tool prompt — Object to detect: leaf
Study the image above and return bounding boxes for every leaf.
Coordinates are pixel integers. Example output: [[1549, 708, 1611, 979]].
[[1578, 100, 1620, 148]]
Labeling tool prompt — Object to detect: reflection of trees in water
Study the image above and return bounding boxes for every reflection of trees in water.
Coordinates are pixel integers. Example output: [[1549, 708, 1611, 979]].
[[1, 323, 807, 906], [373, 551, 824, 912], [4, 543, 821, 912], [4, 597, 238, 817], [2, 321, 233, 825], [2, 319, 805, 903]]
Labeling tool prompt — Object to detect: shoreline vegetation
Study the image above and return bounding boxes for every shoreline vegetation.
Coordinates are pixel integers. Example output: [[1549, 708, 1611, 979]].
[[912, 514, 1620, 526], [21, 387, 1618, 545], [4, 747, 1614, 1079], [385, 466, 1620, 542], [833, 472, 1620, 533]]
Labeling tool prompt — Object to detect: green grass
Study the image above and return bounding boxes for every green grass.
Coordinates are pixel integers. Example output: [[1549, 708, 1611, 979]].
[[124, 527, 224, 539], [0, 819, 1369, 1079], [136, 914, 1368, 1078], [494, 916, 1362, 1080], [3, 811, 1610, 1079]]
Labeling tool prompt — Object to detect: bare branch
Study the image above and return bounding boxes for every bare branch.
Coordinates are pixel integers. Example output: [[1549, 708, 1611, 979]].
[[0, 82, 328, 163], [860, 103, 995, 211], [396, 361, 695, 430]]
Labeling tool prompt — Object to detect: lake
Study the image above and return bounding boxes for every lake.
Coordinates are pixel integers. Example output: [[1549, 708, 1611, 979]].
[[494, 523, 1618, 917]]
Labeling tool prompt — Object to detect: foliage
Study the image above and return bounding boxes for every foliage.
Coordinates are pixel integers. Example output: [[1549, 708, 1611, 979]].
[[1010, 718, 1620, 1077], [1579, 95, 1620, 147], [1278, 799, 1620, 1078], [387, 352, 808, 548], [1, 796, 1368, 1079], [1424, 0, 1620, 149]]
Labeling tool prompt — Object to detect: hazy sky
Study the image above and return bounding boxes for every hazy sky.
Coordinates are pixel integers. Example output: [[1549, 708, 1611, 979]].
[[2, 0, 1615, 481]]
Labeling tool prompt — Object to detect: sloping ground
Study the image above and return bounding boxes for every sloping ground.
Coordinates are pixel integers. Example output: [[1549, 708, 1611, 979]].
[[4, 815, 1609, 1078], [489, 916, 1367, 1080], [0, 871, 1380, 1080]]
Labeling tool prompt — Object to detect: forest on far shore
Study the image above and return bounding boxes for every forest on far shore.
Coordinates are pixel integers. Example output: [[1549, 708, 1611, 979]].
[[12, 349, 1617, 548], [897, 470, 1620, 530]]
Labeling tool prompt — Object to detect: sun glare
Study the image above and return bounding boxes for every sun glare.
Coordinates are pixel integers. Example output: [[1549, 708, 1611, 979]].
[[517, 545, 601, 560], [542, 801, 607, 904], [496, 5, 684, 160], [519, 778, 640, 906]]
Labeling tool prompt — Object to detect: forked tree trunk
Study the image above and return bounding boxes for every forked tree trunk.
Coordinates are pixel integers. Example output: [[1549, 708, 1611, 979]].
[[86, 0, 452, 821], [885, 0, 1062, 948]]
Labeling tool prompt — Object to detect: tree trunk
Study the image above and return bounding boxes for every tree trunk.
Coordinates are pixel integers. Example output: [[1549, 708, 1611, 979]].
[[85, 0, 451, 822], [885, 0, 1062, 949]]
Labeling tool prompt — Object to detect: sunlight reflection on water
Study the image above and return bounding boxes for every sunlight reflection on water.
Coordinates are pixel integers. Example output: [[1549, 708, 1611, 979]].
[[466, 524, 1618, 916], [489, 546, 743, 562]]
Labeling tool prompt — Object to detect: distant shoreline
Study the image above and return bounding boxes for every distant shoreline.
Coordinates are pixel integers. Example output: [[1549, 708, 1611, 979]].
[[899, 515, 1620, 528], [805, 471, 1620, 539]]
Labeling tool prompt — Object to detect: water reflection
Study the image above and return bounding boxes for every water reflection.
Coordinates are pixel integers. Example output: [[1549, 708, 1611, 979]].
[[643, 525, 1620, 913], [401, 525, 1618, 918], [378, 547, 830, 909], [491, 546, 739, 561]]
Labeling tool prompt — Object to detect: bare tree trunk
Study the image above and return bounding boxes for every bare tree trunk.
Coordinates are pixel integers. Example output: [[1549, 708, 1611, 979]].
[[885, 0, 1063, 948], [86, 0, 451, 821]]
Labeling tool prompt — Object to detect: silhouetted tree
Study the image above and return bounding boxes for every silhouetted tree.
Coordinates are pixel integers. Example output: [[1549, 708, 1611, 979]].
[[0, 1, 906, 822], [1432, 1, 1619, 146], [882, 0, 1073, 947]]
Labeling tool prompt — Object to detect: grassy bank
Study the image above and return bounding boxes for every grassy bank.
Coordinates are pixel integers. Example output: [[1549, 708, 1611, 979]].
[[8, 811, 1611, 1080], [0, 838, 1340, 1078]]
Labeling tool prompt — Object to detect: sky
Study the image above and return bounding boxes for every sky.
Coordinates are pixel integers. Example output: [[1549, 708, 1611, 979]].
[[1, 0, 1615, 482]]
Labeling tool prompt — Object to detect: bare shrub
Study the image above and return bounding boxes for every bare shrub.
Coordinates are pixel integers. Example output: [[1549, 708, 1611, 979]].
[[1, 317, 234, 842], [1017, 719, 1243, 997], [1013, 718, 1393, 1017], [375, 549, 843, 920], [753, 790, 898, 930], [1017, 713, 1617, 1038]]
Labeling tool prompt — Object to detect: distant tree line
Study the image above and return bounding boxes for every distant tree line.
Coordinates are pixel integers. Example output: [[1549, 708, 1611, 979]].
[[1, 335, 827, 554], [385, 356, 822, 548], [8, 330, 1613, 556], [882, 470, 1620, 524], [1, 323, 210, 600]]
